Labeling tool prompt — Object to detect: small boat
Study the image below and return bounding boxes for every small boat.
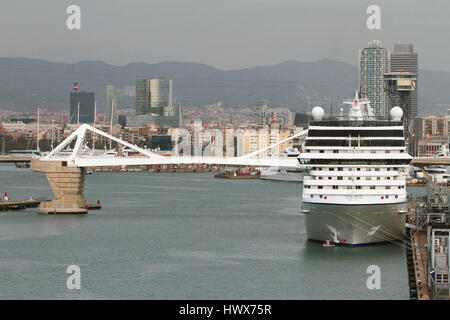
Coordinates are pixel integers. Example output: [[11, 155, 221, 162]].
[[214, 172, 260, 179], [214, 168, 261, 179], [322, 240, 335, 247]]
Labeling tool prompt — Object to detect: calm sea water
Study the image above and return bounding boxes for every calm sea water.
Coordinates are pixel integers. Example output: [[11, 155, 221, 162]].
[[0, 164, 409, 299]]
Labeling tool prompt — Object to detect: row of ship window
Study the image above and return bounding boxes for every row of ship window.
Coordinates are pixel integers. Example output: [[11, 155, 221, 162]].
[[309, 120, 403, 127], [311, 167, 399, 171], [305, 160, 409, 165], [310, 194, 399, 199], [308, 130, 404, 137], [308, 176, 398, 180], [306, 149, 405, 153], [304, 185, 405, 189], [305, 140, 405, 147]]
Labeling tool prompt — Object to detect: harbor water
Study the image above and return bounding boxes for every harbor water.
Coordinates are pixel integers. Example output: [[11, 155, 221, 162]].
[[0, 164, 409, 299]]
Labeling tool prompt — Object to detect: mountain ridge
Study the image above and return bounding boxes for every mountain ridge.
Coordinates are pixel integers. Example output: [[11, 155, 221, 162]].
[[0, 57, 448, 114]]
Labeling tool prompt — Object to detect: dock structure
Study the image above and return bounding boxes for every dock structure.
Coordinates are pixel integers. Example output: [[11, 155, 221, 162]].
[[0, 156, 32, 163], [408, 180, 450, 300], [0, 199, 45, 211]]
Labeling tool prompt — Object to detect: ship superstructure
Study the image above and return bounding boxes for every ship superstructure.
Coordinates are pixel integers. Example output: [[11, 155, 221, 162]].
[[299, 93, 412, 245]]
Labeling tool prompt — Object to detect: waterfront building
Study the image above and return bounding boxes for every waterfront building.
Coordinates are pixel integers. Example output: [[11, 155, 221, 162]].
[[359, 40, 390, 117], [413, 114, 450, 156], [135, 79, 151, 116], [254, 100, 269, 125], [132, 78, 179, 127], [240, 127, 291, 157], [413, 114, 450, 140], [417, 135, 448, 157], [69, 83, 95, 124], [391, 44, 418, 119], [384, 72, 417, 125], [122, 112, 180, 128], [150, 78, 171, 109], [151, 134, 172, 151]]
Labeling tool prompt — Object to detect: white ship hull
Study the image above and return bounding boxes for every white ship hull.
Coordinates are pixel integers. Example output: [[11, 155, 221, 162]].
[[302, 202, 406, 246]]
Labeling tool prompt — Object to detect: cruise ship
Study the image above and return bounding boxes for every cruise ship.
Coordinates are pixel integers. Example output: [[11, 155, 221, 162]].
[[299, 93, 412, 246], [260, 146, 304, 182]]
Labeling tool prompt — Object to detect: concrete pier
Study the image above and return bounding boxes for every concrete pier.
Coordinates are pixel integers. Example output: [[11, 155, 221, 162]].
[[30, 159, 87, 214], [0, 199, 45, 211], [410, 229, 430, 299]]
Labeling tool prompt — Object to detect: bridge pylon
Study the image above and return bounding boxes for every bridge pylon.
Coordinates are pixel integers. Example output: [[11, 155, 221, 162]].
[[31, 158, 87, 214]]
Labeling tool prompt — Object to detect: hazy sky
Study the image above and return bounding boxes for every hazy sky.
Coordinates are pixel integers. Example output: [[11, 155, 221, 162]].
[[1, 0, 449, 71]]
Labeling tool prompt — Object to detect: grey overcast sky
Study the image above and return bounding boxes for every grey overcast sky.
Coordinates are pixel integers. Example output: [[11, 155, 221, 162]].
[[0, 0, 449, 71]]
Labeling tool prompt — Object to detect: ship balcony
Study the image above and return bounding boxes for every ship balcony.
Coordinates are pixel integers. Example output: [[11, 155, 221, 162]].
[[307, 170, 403, 177], [303, 180, 405, 186], [302, 188, 407, 196]]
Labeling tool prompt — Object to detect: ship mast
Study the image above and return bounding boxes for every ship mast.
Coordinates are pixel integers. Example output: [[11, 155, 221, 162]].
[[36, 107, 40, 151], [109, 98, 114, 150], [93, 101, 97, 149], [77, 102, 80, 125]]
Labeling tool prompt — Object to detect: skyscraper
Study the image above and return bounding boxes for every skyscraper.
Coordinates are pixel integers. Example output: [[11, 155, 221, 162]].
[[135, 79, 151, 115], [391, 44, 418, 119], [359, 40, 390, 117], [135, 78, 173, 116], [150, 78, 171, 108], [106, 85, 118, 125], [127, 77, 179, 128], [69, 83, 95, 124]]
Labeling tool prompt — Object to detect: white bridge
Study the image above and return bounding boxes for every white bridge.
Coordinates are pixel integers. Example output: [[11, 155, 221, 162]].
[[41, 124, 307, 169], [30, 124, 308, 214]]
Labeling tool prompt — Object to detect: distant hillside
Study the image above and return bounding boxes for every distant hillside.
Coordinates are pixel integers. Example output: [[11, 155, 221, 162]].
[[0, 57, 448, 114]]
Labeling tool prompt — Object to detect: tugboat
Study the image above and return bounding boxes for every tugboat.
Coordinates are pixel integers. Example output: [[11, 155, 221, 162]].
[[214, 168, 261, 179]]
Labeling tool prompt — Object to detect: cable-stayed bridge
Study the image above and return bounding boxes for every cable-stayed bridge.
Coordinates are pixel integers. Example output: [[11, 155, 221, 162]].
[[27, 124, 307, 213]]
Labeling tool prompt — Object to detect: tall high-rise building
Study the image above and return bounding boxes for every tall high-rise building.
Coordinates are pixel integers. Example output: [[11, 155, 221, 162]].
[[135, 79, 151, 115], [359, 40, 390, 117], [254, 100, 269, 125], [106, 85, 117, 125], [391, 44, 418, 119], [128, 77, 179, 128], [150, 78, 171, 108], [69, 83, 95, 124], [135, 78, 173, 115]]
